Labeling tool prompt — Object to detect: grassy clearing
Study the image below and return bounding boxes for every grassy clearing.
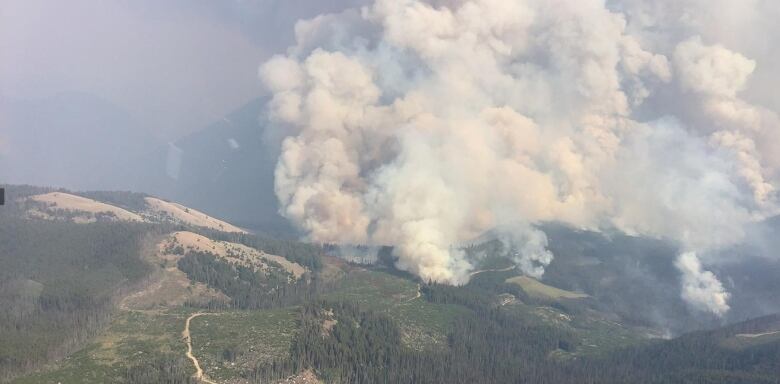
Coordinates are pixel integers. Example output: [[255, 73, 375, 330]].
[[506, 276, 589, 300], [189, 308, 298, 381]]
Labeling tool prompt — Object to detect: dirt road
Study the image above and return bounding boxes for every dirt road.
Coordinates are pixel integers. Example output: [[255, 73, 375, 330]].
[[183, 313, 217, 384]]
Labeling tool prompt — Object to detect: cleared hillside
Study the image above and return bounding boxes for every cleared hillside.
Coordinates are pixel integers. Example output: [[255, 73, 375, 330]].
[[144, 197, 247, 234], [19, 189, 248, 235], [164, 231, 305, 279], [26, 192, 146, 223]]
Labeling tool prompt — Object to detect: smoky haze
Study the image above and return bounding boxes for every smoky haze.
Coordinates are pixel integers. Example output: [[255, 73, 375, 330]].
[[0, 0, 368, 189], [2, 0, 780, 320]]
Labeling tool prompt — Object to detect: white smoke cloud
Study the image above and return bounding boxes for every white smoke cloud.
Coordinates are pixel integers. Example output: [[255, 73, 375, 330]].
[[495, 224, 554, 279], [259, 0, 778, 313], [675, 252, 730, 316], [674, 37, 756, 99], [673, 36, 776, 203]]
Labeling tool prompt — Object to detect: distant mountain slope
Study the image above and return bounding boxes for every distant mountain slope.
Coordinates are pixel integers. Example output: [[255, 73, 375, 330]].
[[144, 197, 247, 233], [164, 231, 305, 279], [18, 189, 247, 233], [0, 93, 288, 235], [540, 223, 780, 334], [578, 314, 780, 383], [132, 97, 293, 235], [27, 192, 146, 223], [458, 224, 780, 335]]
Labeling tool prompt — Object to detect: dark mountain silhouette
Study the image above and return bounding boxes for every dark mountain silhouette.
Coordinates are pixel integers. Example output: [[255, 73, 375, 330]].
[[129, 97, 294, 235]]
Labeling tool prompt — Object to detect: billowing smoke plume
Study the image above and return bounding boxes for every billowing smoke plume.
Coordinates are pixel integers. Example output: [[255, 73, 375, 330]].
[[675, 252, 731, 316], [260, 0, 780, 314]]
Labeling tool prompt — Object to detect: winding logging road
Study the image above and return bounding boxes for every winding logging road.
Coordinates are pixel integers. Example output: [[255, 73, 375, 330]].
[[183, 313, 218, 384]]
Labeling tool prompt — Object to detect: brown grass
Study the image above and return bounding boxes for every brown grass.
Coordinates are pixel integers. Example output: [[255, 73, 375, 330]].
[[144, 197, 247, 233], [165, 231, 306, 279], [27, 192, 145, 223], [506, 276, 589, 300]]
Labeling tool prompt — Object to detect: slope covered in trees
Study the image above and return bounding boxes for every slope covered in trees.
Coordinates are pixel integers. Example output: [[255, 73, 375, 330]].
[[177, 251, 315, 309], [0, 185, 323, 383], [3, 184, 779, 384], [243, 282, 780, 383], [0, 216, 155, 380]]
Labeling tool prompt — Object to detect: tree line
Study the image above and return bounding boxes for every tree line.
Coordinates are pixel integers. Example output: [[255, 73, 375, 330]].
[[176, 251, 318, 310]]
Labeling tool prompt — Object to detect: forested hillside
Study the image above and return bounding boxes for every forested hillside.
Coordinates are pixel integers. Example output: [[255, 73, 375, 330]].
[[0, 216, 156, 380], [247, 274, 780, 384], [0, 185, 322, 383], [2, 184, 779, 384]]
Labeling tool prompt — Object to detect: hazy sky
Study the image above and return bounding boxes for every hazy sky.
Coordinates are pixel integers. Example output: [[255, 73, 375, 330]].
[[0, 0, 367, 140]]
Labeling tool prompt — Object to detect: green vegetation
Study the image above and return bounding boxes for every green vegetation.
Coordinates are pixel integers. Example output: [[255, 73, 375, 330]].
[[0, 186, 319, 382], [322, 267, 471, 350], [197, 229, 323, 272], [3, 186, 780, 384], [14, 307, 298, 383], [12, 310, 196, 384], [251, 289, 576, 383], [177, 251, 314, 309], [189, 308, 298, 381], [321, 268, 418, 309], [565, 314, 780, 383], [0, 215, 155, 381]]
